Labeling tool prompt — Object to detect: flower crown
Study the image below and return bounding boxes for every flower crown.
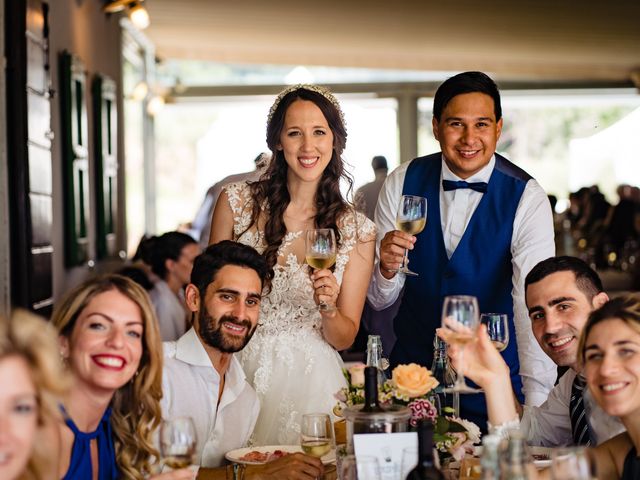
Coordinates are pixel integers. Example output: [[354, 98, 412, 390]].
[[267, 84, 346, 126]]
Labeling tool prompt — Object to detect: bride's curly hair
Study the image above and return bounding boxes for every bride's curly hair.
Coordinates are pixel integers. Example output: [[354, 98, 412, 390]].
[[52, 274, 163, 479], [247, 86, 354, 269]]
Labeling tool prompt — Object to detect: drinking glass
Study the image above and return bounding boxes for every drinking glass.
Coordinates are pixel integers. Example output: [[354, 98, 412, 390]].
[[305, 229, 337, 312], [300, 413, 335, 459], [393, 195, 427, 276], [159, 417, 197, 470], [480, 313, 509, 352], [550, 447, 592, 480], [441, 295, 481, 394], [339, 454, 381, 480], [400, 446, 418, 477]]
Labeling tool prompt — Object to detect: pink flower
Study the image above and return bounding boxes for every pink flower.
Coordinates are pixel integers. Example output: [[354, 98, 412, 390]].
[[408, 398, 438, 427]]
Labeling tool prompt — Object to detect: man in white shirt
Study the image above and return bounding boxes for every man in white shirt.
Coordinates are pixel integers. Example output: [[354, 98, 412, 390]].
[[368, 71, 556, 427], [162, 240, 324, 479], [439, 256, 626, 446]]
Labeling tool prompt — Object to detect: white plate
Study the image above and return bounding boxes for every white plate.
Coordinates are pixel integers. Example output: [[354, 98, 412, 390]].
[[225, 445, 336, 465]]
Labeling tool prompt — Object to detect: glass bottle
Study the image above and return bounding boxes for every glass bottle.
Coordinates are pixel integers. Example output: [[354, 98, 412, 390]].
[[430, 336, 459, 416], [361, 366, 384, 413], [480, 434, 501, 480], [366, 334, 388, 388], [405, 420, 445, 480], [500, 432, 529, 480]]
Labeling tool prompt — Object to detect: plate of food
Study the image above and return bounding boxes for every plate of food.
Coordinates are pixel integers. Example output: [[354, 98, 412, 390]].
[[530, 446, 552, 468], [225, 445, 336, 465]]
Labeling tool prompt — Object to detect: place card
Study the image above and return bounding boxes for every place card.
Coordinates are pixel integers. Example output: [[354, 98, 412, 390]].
[[353, 431, 417, 480]]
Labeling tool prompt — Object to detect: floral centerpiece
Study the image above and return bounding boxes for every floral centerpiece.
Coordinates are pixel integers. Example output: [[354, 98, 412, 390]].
[[334, 363, 481, 464]]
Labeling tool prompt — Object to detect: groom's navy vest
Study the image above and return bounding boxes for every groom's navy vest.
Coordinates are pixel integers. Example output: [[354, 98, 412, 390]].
[[392, 152, 530, 428]]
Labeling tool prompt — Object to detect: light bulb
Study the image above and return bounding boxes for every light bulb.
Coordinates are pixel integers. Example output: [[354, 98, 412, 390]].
[[129, 2, 150, 29], [131, 81, 148, 101], [146, 95, 165, 116]]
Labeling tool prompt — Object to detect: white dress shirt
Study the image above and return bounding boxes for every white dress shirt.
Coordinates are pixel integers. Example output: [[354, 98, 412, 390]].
[[367, 155, 557, 406], [521, 369, 625, 447], [161, 328, 260, 468]]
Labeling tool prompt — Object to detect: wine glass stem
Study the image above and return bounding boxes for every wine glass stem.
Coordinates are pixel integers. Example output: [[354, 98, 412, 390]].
[[402, 248, 409, 270], [455, 346, 466, 388]]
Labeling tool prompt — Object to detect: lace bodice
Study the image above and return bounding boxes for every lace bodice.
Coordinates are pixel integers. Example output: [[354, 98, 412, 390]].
[[222, 181, 376, 444], [224, 181, 376, 336]]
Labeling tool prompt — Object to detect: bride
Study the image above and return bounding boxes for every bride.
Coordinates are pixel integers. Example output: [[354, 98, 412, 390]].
[[210, 84, 375, 445]]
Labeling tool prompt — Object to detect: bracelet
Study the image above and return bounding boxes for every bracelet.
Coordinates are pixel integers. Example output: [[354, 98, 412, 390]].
[[487, 416, 520, 440]]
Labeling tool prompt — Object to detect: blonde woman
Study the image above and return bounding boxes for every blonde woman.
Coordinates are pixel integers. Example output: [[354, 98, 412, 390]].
[[0, 310, 67, 480], [50, 274, 193, 480]]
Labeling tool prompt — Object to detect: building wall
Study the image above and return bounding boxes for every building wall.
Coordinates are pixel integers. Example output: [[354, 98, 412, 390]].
[[48, 0, 125, 298]]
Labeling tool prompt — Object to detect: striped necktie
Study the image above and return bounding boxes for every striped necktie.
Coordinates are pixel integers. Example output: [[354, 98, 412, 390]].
[[570, 374, 592, 446]]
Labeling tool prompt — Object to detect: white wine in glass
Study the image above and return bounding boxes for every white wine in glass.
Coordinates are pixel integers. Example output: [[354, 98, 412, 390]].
[[481, 313, 509, 353], [305, 229, 337, 312], [394, 195, 427, 276], [441, 295, 481, 394], [160, 417, 197, 470], [300, 413, 334, 459]]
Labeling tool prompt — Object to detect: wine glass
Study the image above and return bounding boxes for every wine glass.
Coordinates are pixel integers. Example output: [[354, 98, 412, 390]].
[[300, 413, 335, 460], [339, 454, 381, 480], [393, 195, 427, 276], [159, 417, 197, 470], [480, 313, 509, 352], [400, 446, 418, 477], [305, 229, 337, 312], [441, 295, 481, 394], [550, 447, 592, 480]]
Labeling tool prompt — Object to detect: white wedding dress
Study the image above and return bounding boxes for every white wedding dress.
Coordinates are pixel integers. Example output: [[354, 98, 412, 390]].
[[224, 182, 376, 445]]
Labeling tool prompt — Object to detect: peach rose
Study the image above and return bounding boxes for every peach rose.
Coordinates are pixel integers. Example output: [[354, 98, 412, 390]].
[[348, 363, 366, 386], [392, 363, 439, 398]]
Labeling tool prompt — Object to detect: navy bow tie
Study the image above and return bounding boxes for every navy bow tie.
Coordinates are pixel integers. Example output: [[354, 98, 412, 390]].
[[442, 179, 488, 193]]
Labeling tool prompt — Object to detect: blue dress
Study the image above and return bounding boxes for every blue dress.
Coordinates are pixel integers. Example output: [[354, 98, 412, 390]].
[[62, 406, 119, 480]]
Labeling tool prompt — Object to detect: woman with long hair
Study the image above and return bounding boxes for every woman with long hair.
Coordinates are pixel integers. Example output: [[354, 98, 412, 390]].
[[210, 84, 376, 444], [577, 294, 640, 479], [49, 274, 193, 480], [0, 311, 67, 480]]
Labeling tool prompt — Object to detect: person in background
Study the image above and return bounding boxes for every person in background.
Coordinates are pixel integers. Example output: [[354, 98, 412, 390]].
[[438, 256, 626, 447], [0, 311, 67, 480], [142, 232, 201, 341], [189, 152, 270, 249], [210, 84, 376, 445], [162, 240, 324, 479], [354, 155, 388, 221], [49, 274, 194, 480], [367, 71, 556, 428], [352, 155, 398, 356]]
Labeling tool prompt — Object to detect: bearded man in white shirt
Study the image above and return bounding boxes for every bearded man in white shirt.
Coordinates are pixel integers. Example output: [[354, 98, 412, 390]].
[[439, 256, 626, 446], [161, 240, 324, 479], [368, 71, 556, 428]]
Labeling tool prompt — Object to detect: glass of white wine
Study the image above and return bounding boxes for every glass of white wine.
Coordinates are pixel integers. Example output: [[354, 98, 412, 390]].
[[551, 447, 592, 480], [305, 229, 337, 312], [480, 313, 509, 352], [441, 295, 481, 394], [159, 416, 197, 470], [300, 413, 334, 460], [394, 195, 427, 276]]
